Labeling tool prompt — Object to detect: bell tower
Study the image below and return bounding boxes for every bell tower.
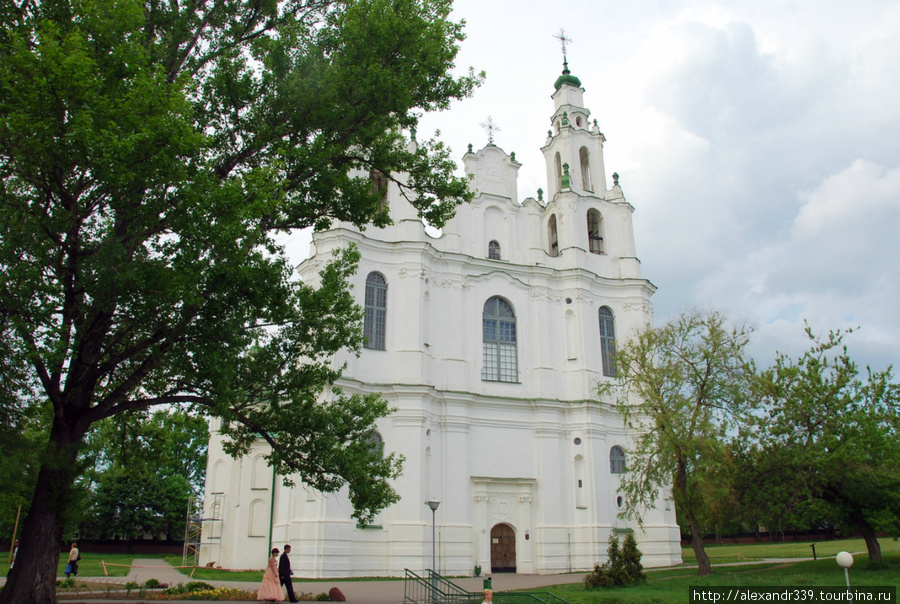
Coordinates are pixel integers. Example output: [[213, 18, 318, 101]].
[[541, 59, 608, 201], [538, 53, 638, 276]]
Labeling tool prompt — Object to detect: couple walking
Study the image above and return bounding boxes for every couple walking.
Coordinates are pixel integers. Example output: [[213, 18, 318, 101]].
[[258, 544, 298, 602]]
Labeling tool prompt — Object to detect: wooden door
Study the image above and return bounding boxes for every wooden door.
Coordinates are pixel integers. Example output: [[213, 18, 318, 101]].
[[490, 523, 516, 573]]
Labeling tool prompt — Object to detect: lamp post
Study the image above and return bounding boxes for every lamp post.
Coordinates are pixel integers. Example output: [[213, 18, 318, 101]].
[[836, 551, 853, 603], [426, 500, 440, 573], [426, 500, 440, 603]]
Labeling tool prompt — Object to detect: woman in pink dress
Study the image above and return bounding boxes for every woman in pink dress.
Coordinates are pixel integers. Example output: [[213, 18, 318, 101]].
[[258, 548, 285, 601]]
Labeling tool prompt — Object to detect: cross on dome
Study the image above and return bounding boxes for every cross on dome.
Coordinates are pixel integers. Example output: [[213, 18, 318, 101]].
[[552, 28, 581, 90], [553, 28, 572, 57], [480, 116, 501, 145]]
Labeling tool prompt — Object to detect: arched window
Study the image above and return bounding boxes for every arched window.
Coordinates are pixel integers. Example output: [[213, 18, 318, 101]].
[[580, 147, 593, 192], [548, 214, 559, 257], [488, 240, 501, 260], [610, 446, 626, 474], [587, 209, 604, 254], [366, 431, 384, 458], [599, 306, 616, 376], [482, 297, 517, 382], [364, 272, 387, 350]]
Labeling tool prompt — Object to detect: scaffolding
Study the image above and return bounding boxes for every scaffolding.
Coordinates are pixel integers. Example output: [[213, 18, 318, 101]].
[[182, 493, 203, 566]]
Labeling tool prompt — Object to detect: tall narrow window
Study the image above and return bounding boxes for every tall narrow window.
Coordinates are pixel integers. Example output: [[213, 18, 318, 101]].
[[599, 306, 616, 376], [488, 240, 501, 260], [580, 147, 593, 192], [610, 446, 626, 474], [587, 209, 604, 254], [364, 272, 387, 350], [548, 215, 559, 257], [370, 169, 389, 212], [482, 297, 517, 382], [555, 152, 562, 191]]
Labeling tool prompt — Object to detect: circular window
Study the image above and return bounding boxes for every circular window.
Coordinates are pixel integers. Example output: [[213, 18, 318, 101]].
[[574, 437, 582, 445], [565, 297, 572, 304]]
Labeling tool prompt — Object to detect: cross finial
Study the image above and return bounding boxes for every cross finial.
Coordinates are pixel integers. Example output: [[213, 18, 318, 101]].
[[553, 28, 572, 57], [480, 116, 501, 145]]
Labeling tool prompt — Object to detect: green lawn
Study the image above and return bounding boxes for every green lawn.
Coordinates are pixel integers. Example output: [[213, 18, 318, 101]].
[[531, 556, 900, 604], [679, 538, 900, 563], [167, 556, 405, 582], [0, 552, 171, 578]]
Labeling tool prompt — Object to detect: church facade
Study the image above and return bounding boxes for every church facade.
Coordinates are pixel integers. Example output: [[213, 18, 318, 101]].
[[199, 63, 682, 577]]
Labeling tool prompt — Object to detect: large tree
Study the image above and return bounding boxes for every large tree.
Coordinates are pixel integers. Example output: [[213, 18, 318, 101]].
[[74, 408, 209, 544], [607, 309, 754, 575], [0, 0, 479, 600], [748, 326, 900, 562]]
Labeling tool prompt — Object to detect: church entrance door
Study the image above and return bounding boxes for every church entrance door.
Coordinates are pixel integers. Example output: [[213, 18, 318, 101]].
[[490, 523, 516, 573]]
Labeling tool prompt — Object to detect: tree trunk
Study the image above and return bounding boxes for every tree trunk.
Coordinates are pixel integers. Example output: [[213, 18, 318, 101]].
[[0, 420, 84, 604], [689, 517, 712, 575], [853, 513, 882, 563], [673, 462, 712, 575]]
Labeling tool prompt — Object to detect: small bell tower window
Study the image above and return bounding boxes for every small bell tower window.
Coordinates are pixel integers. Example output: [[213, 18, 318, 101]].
[[587, 209, 604, 254]]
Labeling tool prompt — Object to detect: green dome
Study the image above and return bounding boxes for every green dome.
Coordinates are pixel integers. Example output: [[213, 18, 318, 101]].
[[554, 59, 582, 90]]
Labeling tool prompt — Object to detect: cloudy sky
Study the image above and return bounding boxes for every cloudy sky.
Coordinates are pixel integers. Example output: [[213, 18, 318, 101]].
[[409, 0, 900, 370]]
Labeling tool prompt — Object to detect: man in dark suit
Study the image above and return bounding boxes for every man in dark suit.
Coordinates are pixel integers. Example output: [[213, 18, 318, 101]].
[[279, 544, 298, 602]]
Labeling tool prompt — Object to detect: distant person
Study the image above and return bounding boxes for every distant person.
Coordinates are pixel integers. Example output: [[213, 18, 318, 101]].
[[278, 544, 298, 603], [258, 547, 284, 601], [65, 542, 80, 578], [482, 589, 493, 604]]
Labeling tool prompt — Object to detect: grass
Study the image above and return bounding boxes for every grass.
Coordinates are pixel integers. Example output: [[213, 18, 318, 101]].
[[0, 552, 172, 578], [679, 538, 900, 563], [532, 555, 900, 604], [163, 556, 405, 582]]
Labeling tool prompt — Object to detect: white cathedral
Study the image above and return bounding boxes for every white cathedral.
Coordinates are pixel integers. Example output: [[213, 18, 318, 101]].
[[199, 61, 683, 577]]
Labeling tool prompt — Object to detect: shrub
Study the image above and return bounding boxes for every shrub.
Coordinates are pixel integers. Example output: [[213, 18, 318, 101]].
[[316, 593, 331, 601], [621, 532, 645, 585], [328, 587, 346, 602], [125, 581, 140, 595], [583, 532, 645, 589], [145, 578, 162, 589], [583, 563, 614, 589]]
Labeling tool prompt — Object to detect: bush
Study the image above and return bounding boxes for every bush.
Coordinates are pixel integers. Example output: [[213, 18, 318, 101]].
[[621, 532, 645, 585], [583, 532, 645, 590], [144, 578, 162, 588], [161, 581, 216, 596], [316, 593, 331, 601], [583, 563, 615, 589], [328, 587, 346, 602]]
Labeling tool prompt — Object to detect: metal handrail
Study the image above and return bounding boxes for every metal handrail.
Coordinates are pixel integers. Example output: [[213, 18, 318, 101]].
[[404, 570, 574, 604]]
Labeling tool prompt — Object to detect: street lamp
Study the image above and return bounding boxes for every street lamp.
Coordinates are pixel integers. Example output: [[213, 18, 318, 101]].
[[425, 500, 440, 603], [426, 500, 440, 573], [836, 551, 853, 588]]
